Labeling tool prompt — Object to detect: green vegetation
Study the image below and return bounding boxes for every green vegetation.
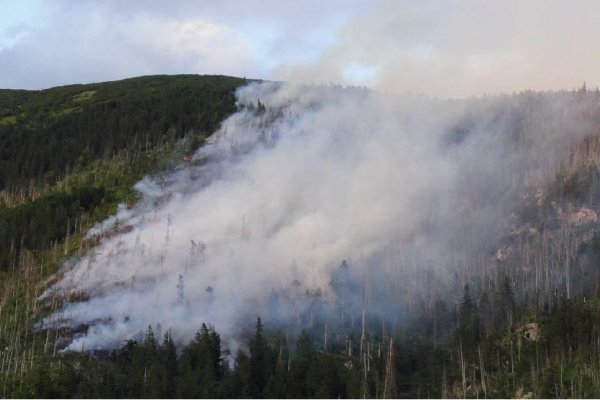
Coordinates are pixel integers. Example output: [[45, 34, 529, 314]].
[[50, 106, 81, 118], [0, 74, 247, 190], [13, 291, 600, 399], [4, 78, 600, 398], [0, 115, 17, 126], [0, 75, 248, 398], [72, 90, 96, 102], [0, 74, 248, 272]]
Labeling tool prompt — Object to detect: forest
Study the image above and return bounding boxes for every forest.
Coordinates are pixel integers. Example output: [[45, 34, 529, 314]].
[[4, 76, 600, 398], [0, 74, 247, 274]]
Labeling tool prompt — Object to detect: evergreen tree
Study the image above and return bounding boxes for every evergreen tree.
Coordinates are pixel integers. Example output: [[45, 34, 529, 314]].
[[288, 330, 313, 398], [264, 332, 288, 398], [177, 323, 222, 398], [158, 332, 178, 398], [248, 317, 272, 398]]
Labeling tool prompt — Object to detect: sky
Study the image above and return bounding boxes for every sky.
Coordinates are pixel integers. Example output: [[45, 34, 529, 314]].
[[1, 0, 600, 97]]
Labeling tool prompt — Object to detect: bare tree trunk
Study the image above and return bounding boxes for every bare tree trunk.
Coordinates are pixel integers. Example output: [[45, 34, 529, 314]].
[[478, 343, 487, 398], [460, 340, 466, 399]]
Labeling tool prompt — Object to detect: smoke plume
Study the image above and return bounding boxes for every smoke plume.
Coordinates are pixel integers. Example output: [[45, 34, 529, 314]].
[[42, 82, 597, 351]]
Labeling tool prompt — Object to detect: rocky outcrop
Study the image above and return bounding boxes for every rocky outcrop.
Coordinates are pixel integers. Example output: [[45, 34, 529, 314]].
[[522, 322, 540, 342]]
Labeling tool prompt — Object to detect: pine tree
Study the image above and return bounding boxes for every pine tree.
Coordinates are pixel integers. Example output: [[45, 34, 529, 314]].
[[288, 330, 313, 398], [264, 334, 288, 398], [248, 317, 271, 398], [177, 323, 222, 398], [159, 331, 177, 398]]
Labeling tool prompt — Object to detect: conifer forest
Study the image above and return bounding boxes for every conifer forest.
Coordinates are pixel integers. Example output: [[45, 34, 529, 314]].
[[2, 73, 600, 400]]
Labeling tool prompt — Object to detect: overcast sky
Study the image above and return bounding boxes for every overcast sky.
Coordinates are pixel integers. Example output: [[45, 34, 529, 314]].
[[2, 0, 600, 97]]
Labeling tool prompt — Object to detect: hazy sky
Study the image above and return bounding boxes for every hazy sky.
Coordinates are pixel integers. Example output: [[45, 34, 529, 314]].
[[2, 0, 600, 96]]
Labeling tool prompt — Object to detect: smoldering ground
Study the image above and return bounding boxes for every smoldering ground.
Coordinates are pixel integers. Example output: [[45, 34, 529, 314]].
[[40, 82, 599, 352]]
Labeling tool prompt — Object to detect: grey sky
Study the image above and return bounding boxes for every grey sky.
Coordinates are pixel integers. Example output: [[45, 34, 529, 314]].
[[0, 0, 367, 89]]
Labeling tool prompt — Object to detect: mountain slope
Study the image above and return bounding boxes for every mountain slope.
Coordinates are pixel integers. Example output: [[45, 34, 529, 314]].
[[0, 75, 248, 397], [4, 79, 600, 398], [0, 74, 247, 193], [0, 75, 248, 274]]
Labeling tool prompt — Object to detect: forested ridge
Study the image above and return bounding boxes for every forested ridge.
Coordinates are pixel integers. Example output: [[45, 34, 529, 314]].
[[0, 74, 246, 276], [0, 75, 247, 397], [0, 74, 246, 190], [4, 78, 600, 398]]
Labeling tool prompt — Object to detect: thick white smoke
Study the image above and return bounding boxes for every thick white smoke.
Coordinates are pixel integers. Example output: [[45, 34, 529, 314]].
[[275, 0, 600, 97], [42, 82, 595, 351]]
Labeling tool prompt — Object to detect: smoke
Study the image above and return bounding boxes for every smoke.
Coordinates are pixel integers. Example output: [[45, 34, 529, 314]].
[[42, 81, 597, 351], [275, 0, 600, 97]]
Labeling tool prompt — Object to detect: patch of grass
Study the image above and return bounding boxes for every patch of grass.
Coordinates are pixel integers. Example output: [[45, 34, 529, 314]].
[[0, 115, 16, 125], [72, 90, 96, 102], [50, 106, 82, 118]]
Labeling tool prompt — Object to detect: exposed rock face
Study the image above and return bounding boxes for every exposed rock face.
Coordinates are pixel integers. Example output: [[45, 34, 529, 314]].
[[535, 188, 546, 208], [515, 386, 534, 399], [523, 322, 540, 342], [567, 207, 598, 226], [511, 223, 538, 237], [495, 246, 513, 262]]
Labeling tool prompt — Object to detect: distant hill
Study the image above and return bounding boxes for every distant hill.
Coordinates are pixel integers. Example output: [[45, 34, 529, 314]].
[[0, 74, 248, 191], [0, 75, 248, 274]]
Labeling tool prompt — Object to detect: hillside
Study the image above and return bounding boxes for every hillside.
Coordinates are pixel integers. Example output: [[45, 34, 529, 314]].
[[0, 75, 247, 397], [0, 74, 247, 272], [4, 78, 600, 398]]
